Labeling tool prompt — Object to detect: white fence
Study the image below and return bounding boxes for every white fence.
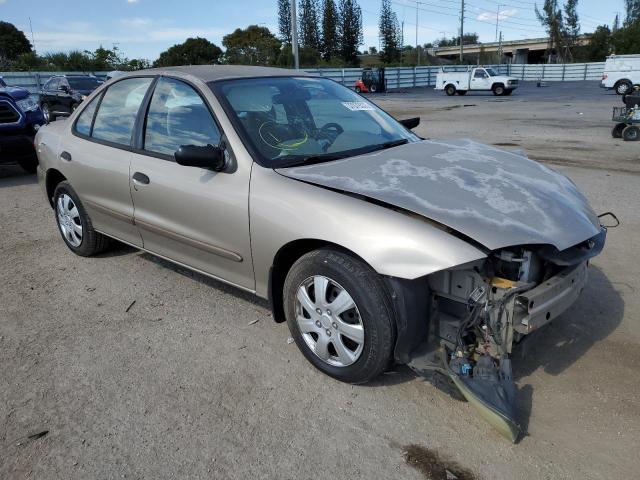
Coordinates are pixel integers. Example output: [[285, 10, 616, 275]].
[[0, 62, 605, 96]]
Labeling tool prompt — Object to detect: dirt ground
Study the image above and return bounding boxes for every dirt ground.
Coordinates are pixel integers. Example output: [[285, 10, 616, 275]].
[[1, 81, 639, 480]]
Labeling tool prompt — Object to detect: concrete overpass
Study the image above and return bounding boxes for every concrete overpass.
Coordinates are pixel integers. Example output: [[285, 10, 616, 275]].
[[431, 35, 591, 63]]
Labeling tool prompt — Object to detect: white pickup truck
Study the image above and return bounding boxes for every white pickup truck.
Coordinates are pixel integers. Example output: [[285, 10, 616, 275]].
[[435, 67, 519, 96]]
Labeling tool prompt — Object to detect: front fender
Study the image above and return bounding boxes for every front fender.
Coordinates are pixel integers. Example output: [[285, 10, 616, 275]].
[[250, 165, 486, 299]]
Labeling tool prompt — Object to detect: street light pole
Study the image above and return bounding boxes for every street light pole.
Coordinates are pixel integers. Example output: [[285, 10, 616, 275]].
[[291, 0, 299, 69], [415, 1, 420, 66], [459, 0, 465, 62]]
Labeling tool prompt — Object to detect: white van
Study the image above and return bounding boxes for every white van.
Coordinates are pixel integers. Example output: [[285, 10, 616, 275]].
[[601, 54, 640, 94]]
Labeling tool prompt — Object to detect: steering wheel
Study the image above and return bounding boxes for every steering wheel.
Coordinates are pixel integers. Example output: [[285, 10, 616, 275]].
[[259, 121, 308, 151], [317, 122, 344, 151]]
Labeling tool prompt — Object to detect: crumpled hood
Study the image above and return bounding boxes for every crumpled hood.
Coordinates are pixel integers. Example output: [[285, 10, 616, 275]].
[[276, 139, 601, 252], [0, 85, 30, 101]]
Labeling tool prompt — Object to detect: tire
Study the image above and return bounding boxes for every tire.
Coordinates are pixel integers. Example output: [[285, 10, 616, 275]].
[[370, 84, 377, 93], [283, 248, 395, 384], [53, 181, 111, 256], [445, 85, 456, 96], [17, 153, 38, 173], [612, 122, 627, 138], [615, 80, 632, 95], [457, 90, 467, 96], [355, 86, 361, 93], [622, 125, 640, 141], [41, 103, 54, 122], [492, 84, 505, 96]]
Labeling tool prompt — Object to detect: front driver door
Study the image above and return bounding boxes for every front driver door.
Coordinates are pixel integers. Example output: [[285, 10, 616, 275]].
[[129, 77, 254, 290], [471, 69, 491, 90]]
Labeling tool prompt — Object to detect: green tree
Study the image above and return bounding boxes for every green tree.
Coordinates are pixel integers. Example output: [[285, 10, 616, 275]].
[[299, 0, 321, 51], [0, 21, 32, 64], [563, 0, 580, 58], [222, 25, 282, 65], [321, 0, 339, 60], [278, 0, 292, 43], [586, 25, 611, 60], [379, 0, 401, 64], [625, 0, 640, 25], [536, 0, 567, 62], [613, 20, 640, 53], [337, 0, 363, 65], [613, 13, 621, 32], [153, 37, 222, 67], [437, 33, 479, 47]]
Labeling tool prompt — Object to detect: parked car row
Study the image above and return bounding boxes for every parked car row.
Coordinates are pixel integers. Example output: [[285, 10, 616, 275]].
[[1, 74, 103, 172]]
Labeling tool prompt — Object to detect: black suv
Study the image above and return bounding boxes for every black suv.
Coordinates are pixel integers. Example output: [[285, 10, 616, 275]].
[[39, 75, 102, 122]]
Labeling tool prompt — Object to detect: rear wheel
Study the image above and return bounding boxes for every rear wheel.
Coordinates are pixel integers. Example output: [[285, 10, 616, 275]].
[[445, 85, 456, 96], [53, 181, 111, 256], [369, 84, 378, 93], [355, 86, 362, 93], [622, 125, 640, 141], [492, 84, 505, 96], [612, 122, 627, 138], [17, 153, 38, 173], [283, 248, 395, 384], [616, 80, 632, 95]]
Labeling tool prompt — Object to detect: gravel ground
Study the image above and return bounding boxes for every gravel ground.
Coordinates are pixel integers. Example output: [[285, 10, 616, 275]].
[[1, 81, 639, 479]]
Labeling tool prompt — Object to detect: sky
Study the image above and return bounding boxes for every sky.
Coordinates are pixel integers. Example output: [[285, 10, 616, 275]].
[[0, 0, 627, 61]]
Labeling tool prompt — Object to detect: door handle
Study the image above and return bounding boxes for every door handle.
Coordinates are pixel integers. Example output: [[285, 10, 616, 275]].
[[132, 172, 150, 185], [60, 151, 72, 161]]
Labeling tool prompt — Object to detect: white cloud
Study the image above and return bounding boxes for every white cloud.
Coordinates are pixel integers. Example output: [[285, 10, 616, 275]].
[[477, 9, 518, 22], [127, 0, 139, 4], [120, 17, 153, 29]]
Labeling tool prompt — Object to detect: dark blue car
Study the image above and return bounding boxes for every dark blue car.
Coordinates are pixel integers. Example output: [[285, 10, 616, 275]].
[[0, 76, 46, 173]]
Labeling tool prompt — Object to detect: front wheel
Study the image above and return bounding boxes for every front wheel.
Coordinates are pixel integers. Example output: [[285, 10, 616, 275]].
[[283, 248, 395, 384], [622, 125, 640, 141], [53, 181, 111, 256], [355, 86, 361, 93], [41, 103, 54, 122], [492, 84, 505, 96], [612, 122, 627, 138]]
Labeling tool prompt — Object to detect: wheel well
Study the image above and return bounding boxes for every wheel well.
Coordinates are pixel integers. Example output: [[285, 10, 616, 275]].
[[45, 169, 66, 207], [268, 239, 366, 323], [445, 84, 456, 90], [615, 79, 631, 85], [492, 82, 505, 90]]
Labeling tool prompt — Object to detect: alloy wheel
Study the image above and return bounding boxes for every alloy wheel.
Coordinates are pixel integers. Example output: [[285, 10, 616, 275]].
[[56, 194, 83, 247], [294, 275, 364, 367]]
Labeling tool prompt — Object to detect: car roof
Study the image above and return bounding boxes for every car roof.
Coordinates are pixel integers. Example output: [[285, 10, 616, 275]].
[[118, 65, 312, 83]]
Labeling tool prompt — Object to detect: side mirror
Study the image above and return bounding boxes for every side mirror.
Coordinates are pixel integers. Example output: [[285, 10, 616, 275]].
[[59, 85, 70, 93], [175, 144, 228, 171], [398, 117, 420, 130]]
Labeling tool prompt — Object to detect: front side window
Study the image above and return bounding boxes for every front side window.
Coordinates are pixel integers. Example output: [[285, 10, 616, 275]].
[[144, 77, 220, 156], [474, 69, 487, 78], [211, 77, 417, 167], [74, 93, 101, 136], [92, 77, 153, 146]]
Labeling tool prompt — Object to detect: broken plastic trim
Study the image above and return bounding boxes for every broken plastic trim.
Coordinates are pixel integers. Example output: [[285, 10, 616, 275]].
[[444, 351, 521, 443]]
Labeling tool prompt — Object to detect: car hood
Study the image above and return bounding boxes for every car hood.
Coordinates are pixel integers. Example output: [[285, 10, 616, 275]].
[[0, 85, 30, 101], [276, 139, 601, 252]]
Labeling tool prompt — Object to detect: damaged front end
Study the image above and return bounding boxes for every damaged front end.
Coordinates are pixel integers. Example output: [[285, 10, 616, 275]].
[[400, 228, 606, 442]]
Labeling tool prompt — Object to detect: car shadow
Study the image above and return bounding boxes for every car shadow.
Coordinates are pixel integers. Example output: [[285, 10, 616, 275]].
[[138, 251, 269, 309], [0, 164, 37, 186], [512, 266, 624, 379]]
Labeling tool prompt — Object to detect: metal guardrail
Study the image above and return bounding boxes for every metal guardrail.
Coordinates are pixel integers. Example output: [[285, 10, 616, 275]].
[[0, 63, 605, 95]]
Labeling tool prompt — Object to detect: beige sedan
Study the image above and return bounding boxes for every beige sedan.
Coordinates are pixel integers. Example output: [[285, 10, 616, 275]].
[[36, 66, 606, 441]]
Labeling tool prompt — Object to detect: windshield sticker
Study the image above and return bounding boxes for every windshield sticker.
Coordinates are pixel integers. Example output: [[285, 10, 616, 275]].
[[341, 101, 374, 111]]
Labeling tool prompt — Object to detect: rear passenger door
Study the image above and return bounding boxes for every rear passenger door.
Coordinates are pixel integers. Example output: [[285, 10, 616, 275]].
[[129, 77, 254, 290], [61, 77, 154, 246]]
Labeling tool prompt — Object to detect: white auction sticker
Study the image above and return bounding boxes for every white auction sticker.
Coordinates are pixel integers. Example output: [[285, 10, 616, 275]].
[[341, 101, 375, 111]]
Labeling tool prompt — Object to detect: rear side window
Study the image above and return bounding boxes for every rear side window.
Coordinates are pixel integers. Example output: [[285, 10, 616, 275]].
[[92, 77, 153, 146], [144, 77, 221, 156], [74, 94, 101, 136]]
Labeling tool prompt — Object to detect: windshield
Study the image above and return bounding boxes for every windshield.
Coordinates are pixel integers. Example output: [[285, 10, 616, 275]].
[[485, 68, 498, 77], [211, 76, 417, 167], [67, 77, 101, 91]]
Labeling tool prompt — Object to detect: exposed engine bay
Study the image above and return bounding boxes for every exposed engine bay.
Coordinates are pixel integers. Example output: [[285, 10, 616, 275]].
[[403, 228, 606, 442]]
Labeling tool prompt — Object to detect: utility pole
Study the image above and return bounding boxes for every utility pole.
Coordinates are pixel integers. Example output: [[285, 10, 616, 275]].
[[459, 0, 465, 62], [29, 17, 36, 54], [498, 31, 503, 63], [415, 1, 421, 66], [291, 0, 299, 69], [495, 4, 501, 42], [401, 20, 405, 65]]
